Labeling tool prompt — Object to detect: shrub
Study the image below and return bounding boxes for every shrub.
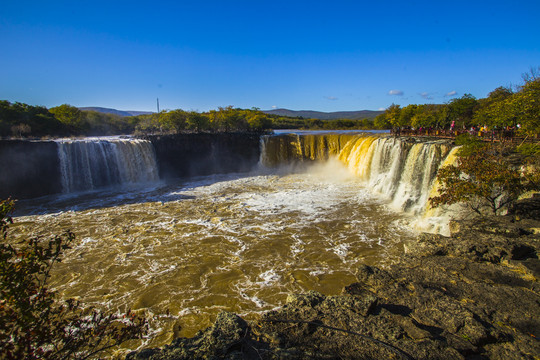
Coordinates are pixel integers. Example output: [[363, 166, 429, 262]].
[[517, 143, 540, 157], [454, 133, 486, 156], [0, 199, 148, 359], [430, 147, 537, 215]]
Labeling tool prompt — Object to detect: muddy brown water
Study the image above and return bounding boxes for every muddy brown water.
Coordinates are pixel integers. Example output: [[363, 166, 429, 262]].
[[10, 161, 417, 354]]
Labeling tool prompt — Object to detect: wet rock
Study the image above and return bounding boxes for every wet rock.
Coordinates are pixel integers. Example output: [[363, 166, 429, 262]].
[[126, 312, 249, 360], [509, 194, 540, 220], [355, 264, 394, 290], [396, 316, 431, 340], [286, 290, 378, 318], [322, 294, 378, 317], [285, 291, 325, 308]]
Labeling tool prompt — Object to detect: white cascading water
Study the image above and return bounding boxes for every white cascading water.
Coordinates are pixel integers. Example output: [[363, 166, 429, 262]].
[[56, 138, 159, 193], [363, 137, 405, 200], [360, 138, 450, 215], [261, 133, 453, 217]]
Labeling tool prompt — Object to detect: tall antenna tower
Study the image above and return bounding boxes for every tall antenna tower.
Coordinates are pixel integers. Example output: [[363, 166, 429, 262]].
[[157, 98, 160, 113]]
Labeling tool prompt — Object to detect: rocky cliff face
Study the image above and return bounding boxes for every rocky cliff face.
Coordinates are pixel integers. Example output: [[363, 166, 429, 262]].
[[127, 208, 540, 359], [141, 133, 264, 179], [0, 140, 61, 199]]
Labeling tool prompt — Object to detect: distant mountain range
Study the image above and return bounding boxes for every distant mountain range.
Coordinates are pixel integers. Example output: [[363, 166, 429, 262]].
[[79, 107, 383, 120], [262, 108, 383, 120], [78, 107, 153, 117]]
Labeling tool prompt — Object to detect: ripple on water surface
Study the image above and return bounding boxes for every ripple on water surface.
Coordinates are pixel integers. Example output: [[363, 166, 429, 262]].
[[11, 166, 417, 352]]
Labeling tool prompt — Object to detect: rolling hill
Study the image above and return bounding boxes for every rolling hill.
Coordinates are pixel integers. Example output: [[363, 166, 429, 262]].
[[79, 107, 384, 120], [262, 108, 383, 120], [78, 107, 153, 117]]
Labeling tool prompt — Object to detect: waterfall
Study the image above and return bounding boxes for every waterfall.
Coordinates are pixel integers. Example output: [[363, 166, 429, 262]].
[[259, 133, 360, 167], [260, 133, 453, 216], [56, 138, 159, 193]]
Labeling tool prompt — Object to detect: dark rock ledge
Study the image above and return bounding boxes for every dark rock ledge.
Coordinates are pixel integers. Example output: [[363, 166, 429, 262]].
[[127, 215, 540, 360]]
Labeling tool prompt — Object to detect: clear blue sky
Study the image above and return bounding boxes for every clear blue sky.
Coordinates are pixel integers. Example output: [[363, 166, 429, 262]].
[[1, 0, 539, 112]]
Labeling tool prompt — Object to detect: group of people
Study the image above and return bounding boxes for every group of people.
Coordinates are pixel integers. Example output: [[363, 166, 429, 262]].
[[391, 123, 522, 142]]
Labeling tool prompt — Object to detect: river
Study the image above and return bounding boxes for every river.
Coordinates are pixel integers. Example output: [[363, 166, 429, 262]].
[[8, 131, 454, 353]]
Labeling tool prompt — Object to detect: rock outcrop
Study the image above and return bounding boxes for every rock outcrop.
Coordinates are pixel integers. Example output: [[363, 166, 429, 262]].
[[142, 132, 265, 179], [0, 140, 61, 199]]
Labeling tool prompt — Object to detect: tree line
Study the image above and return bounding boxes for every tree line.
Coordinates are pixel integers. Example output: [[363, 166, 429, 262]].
[[0, 103, 378, 139], [374, 69, 540, 137], [129, 106, 377, 134], [0, 101, 140, 138]]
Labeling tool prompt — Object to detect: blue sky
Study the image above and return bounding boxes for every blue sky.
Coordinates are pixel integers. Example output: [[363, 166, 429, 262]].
[[1, 0, 539, 112]]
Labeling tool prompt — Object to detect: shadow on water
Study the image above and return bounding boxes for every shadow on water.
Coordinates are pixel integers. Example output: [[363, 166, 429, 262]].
[[12, 171, 262, 217], [12, 153, 336, 217]]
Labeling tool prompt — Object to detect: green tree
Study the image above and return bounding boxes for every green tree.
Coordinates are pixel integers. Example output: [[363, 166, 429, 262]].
[[473, 87, 515, 128], [430, 147, 536, 214], [307, 118, 324, 129], [49, 104, 86, 133], [399, 104, 417, 128], [373, 113, 391, 129], [411, 104, 435, 129], [0, 199, 147, 359], [208, 109, 224, 131], [133, 114, 159, 134], [521, 66, 540, 83], [486, 86, 514, 103], [207, 106, 252, 132], [82, 111, 134, 135], [0, 101, 63, 137], [447, 94, 478, 129], [246, 111, 271, 130], [385, 103, 402, 129], [159, 109, 188, 133], [225, 107, 248, 131], [410, 104, 448, 130], [511, 78, 540, 136], [186, 111, 210, 132]]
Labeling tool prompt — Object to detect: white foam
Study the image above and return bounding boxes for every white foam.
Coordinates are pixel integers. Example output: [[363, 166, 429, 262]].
[[332, 243, 350, 259], [258, 269, 280, 286], [80, 237, 97, 245], [308, 268, 327, 277]]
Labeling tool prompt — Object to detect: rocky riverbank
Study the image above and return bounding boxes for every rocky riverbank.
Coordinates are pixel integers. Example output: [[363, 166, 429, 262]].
[[127, 207, 539, 359]]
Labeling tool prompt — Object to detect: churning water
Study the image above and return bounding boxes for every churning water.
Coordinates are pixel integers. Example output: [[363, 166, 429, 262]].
[[9, 133, 455, 353]]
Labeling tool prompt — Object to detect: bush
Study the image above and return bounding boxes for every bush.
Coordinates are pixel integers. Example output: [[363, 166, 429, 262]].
[[430, 147, 538, 215], [0, 199, 148, 359], [454, 133, 486, 156], [517, 143, 540, 157]]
